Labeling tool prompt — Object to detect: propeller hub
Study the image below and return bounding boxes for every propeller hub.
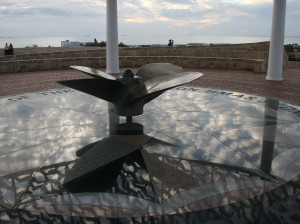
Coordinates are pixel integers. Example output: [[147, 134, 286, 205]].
[[116, 69, 141, 83]]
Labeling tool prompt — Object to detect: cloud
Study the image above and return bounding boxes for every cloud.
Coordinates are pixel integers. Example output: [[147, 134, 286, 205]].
[[119, 0, 251, 29], [225, 0, 296, 6], [0, 0, 299, 39], [0, 0, 105, 18], [227, 0, 272, 5]]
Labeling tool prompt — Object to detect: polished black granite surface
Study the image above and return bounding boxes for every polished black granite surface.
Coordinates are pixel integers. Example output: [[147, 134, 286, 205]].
[[0, 87, 300, 223]]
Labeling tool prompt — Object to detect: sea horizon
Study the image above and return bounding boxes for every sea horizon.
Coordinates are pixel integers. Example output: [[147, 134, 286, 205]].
[[1, 35, 300, 48]]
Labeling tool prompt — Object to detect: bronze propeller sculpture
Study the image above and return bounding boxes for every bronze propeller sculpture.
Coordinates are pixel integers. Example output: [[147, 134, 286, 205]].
[[57, 63, 203, 191], [58, 63, 203, 117]]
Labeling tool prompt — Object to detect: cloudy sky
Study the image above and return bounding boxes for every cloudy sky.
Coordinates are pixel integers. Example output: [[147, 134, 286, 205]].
[[0, 0, 299, 39]]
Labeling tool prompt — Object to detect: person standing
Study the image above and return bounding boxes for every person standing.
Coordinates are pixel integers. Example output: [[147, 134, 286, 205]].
[[9, 43, 13, 55], [168, 39, 174, 47], [4, 43, 10, 56]]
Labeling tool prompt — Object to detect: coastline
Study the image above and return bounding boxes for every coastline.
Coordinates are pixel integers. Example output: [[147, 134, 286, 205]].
[[1, 35, 300, 48]]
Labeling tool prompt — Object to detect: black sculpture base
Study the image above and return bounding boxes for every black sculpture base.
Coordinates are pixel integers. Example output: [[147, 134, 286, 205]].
[[63, 135, 142, 191], [64, 150, 145, 193]]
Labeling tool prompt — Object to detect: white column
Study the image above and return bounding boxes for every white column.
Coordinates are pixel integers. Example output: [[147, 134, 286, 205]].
[[266, 0, 287, 81], [106, 0, 120, 74]]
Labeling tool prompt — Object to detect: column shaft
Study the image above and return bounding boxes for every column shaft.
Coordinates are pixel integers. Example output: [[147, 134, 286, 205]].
[[266, 0, 287, 81], [106, 0, 120, 74]]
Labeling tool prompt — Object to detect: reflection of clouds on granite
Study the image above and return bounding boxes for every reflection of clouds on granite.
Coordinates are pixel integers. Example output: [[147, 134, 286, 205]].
[[0, 125, 78, 140], [148, 90, 213, 113], [144, 130, 262, 173], [205, 93, 300, 122], [65, 123, 108, 138], [26, 95, 96, 113], [271, 148, 300, 181], [180, 114, 291, 132], [0, 139, 51, 155], [0, 117, 78, 133], [0, 102, 89, 119], [90, 100, 110, 115], [219, 123, 300, 146], [0, 103, 50, 118], [283, 123, 300, 143], [212, 134, 297, 166], [0, 87, 300, 220], [43, 137, 103, 166], [0, 142, 54, 176], [202, 97, 269, 118]]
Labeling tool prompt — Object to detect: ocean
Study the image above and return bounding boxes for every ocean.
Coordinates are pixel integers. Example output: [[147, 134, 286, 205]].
[[1, 35, 300, 48]]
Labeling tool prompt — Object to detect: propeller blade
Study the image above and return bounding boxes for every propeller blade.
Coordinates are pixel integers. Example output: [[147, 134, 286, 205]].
[[70, 66, 116, 80], [58, 79, 123, 104], [136, 63, 183, 82], [125, 72, 203, 104], [147, 72, 203, 94]]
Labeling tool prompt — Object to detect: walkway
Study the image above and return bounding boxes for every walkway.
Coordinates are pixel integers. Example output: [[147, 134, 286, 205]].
[[0, 68, 300, 106]]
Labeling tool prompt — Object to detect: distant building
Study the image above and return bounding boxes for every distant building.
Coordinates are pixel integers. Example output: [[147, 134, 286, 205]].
[[294, 45, 300, 52], [61, 40, 85, 47]]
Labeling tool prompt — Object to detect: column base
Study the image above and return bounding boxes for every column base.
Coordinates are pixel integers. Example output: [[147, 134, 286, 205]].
[[266, 75, 283, 81]]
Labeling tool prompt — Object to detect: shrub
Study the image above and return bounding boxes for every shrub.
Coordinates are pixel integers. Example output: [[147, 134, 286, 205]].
[[86, 39, 128, 47]]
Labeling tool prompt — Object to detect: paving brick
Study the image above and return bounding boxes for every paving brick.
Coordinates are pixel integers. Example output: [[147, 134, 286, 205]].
[[0, 68, 299, 106]]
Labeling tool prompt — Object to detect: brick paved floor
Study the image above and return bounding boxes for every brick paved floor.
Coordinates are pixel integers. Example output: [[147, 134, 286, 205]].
[[0, 68, 299, 106]]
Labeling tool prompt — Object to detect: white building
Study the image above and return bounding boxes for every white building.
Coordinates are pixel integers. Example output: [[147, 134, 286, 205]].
[[61, 40, 84, 47]]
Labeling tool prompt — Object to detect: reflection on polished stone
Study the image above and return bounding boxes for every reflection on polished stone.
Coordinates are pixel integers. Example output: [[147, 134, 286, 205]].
[[0, 87, 300, 223]]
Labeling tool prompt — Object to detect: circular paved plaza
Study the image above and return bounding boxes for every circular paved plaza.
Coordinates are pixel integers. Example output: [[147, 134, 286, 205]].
[[0, 68, 300, 223]]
